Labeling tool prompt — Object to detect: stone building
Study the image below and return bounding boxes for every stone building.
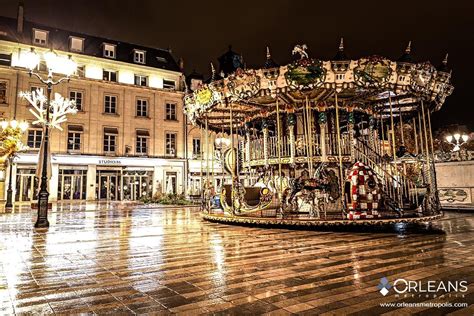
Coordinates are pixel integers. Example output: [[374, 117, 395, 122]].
[[0, 7, 208, 202]]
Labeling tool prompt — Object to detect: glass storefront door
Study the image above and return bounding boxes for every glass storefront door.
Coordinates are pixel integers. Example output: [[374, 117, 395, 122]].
[[123, 171, 153, 200], [96, 170, 121, 200], [15, 168, 38, 202], [58, 169, 87, 200], [165, 172, 177, 194]]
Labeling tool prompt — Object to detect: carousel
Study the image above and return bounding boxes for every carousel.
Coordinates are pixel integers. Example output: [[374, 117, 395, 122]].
[[184, 40, 454, 227]]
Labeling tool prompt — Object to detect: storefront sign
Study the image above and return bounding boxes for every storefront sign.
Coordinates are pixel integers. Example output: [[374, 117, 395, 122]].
[[98, 159, 122, 165]]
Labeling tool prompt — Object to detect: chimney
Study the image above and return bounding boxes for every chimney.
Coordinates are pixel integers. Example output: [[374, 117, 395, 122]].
[[17, 1, 24, 34]]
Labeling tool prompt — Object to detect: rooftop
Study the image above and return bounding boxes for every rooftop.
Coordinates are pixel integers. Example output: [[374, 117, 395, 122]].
[[0, 16, 181, 72]]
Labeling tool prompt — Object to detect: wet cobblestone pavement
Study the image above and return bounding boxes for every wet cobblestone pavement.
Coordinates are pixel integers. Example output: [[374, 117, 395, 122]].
[[0, 203, 473, 315]]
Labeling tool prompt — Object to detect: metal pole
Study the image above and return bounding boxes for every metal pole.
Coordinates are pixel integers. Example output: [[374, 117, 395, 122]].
[[334, 92, 344, 205], [275, 94, 283, 202], [35, 83, 51, 228], [388, 92, 396, 161], [413, 117, 418, 155]]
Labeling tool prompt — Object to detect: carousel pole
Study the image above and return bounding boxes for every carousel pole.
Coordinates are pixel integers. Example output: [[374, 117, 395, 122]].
[[334, 92, 345, 205], [318, 110, 327, 161], [421, 100, 431, 186], [381, 114, 386, 156], [413, 117, 419, 154], [426, 105, 439, 194], [229, 100, 235, 212], [388, 92, 397, 161], [399, 105, 405, 146], [245, 125, 251, 185], [288, 112, 296, 163], [418, 111, 425, 157], [262, 119, 269, 168], [305, 96, 314, 175], [275, 93, 283, 202]]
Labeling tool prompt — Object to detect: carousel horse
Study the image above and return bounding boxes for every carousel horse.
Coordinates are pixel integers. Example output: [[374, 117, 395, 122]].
[[282, 167, 340, 218]]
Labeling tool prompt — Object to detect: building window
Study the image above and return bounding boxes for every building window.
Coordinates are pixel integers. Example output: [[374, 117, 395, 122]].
[[165, 103, 177, 120], [103, 43, 115, 58], [74, 65, 85, 77], [30, 86, 41, 94], [193, 138, 201, 158], [103, 127, 118, 153], [70, 37, 84, 52], [166, 132, 177, 156], [69, 90, 83, 111], [27, 129, 43, 149], [134, 50, 146, 64], [134, 75, 147, 86], [163, 79, 176, 89], [136, 130, 149, 154], [0, 81, 6, 104], [103, 70, 117, 82], [336, 74, 345, 80], [136, 99, 148, 117], [67, 125, 83, 151], [399, 75, 405, 82], [33, 29, 48, 46], [104, 95, 117, 114]]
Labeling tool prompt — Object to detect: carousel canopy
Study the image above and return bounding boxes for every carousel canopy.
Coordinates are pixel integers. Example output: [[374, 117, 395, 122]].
[[184, 43, 454, 131]]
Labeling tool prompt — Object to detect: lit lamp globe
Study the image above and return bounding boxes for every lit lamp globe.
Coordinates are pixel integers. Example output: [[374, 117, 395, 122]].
[[22, 48, 40, 71], [446, 135, 453, 143], [462, 134, 469, 142]]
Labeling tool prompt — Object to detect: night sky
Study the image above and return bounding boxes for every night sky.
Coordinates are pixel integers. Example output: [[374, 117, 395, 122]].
[[1, 0, 473, 130]]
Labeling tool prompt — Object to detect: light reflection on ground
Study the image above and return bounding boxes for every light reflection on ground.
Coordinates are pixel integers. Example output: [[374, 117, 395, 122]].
[[0, 203, 473, 314]]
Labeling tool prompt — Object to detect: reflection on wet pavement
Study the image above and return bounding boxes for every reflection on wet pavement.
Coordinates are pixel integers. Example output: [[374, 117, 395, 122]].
[[0, 203, 473, 315]]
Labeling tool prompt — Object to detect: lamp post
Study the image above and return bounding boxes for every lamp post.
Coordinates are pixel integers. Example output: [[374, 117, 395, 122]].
[[21, 48, 77, 228], [445, 133, 469, 152], [1, 120, 29, 208]]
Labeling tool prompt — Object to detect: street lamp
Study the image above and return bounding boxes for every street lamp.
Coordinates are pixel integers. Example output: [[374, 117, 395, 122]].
[[1, 120, 29, 208], [21, 48, 77, 228], [445, 133, 469, 152]]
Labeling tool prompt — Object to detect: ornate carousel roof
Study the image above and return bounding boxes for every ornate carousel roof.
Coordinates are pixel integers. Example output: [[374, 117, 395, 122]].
[[184, 42, 454, 131]]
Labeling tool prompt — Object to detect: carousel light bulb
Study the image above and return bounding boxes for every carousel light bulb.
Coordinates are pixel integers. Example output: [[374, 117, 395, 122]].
[[446, 135, 453, 143], [454, 133, 461, 141], [0, 121, 8, 129], [10, 120, 18, 129], [462, 134, 469, 142]]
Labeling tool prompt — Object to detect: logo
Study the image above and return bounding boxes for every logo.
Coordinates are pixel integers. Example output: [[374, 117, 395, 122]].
[[377, 276, 468, 297], [377, 277, 392, 296]]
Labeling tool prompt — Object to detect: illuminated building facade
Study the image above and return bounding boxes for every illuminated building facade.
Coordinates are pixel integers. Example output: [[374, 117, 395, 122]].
[[0, 8, 208, 202]]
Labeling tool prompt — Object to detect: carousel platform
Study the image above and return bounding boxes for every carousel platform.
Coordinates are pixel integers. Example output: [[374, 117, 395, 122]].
[[202, 212, 443, 228]]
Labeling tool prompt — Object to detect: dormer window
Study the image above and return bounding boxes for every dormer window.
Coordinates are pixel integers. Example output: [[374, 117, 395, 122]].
[[134, 50, 146, 64], [70, 37, 84, 52], [103, 43, 116, 59], [33, 29, 48, 46]]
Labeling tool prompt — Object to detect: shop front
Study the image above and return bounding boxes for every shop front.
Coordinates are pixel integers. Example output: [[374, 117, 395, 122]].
[[9, 154, 185, 202]]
